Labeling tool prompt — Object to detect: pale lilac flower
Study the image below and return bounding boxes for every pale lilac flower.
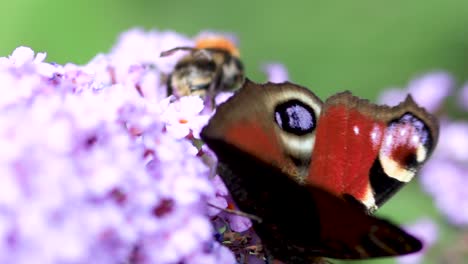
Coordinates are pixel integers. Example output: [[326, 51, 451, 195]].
[[223, 213, 252, 233], [110, 28, 194, 77], [378, 72, 453, 112], [458, 82, 468, 111], [207, 175, 230, 216], [3, 46, 60, 78], [0, 47, 63, 109], [154, 31, 196, 73], [0, 31, 235, 263], [207, 174, 252, 232], [378, 88, 407, 107], [0, 27, 296, 264], [64, 55, 115, 93], [418, 121, 468, 227], [161, 96, 211, 139], [397, 218, 438, 264], [211, 185, 252, 233], [0, 46, 43, 69], [105, 29, 196, 103], [263, 63, 289, 83], [137, 69, 164, 101], [215, 92, 234, 106], [420, 158, 468, 226], [61, 63, 96, 92], [433, 121, 468, 162], [407, 72, 453, 112], [207, 196, 229, 216], [379, 73, 468, 228]]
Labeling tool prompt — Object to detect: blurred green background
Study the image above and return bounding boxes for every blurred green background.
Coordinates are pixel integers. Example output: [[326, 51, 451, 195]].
[[1, 0, 466, 263]]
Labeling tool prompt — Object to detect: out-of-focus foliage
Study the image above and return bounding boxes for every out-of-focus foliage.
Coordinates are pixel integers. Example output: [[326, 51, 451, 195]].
[[2, 0, 468, 99]]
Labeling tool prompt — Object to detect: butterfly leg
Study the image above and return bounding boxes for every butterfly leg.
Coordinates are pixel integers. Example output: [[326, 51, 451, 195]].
[[262, 247, 275, 264]]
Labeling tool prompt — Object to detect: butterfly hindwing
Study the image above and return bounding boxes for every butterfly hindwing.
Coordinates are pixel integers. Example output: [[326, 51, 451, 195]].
[[203, 133, 422, 264]]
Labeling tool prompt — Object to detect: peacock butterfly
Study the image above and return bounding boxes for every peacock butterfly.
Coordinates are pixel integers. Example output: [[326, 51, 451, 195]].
[[200, 79, 439, 264]]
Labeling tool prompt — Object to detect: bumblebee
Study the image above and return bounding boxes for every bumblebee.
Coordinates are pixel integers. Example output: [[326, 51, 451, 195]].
[[161, 36, 245, 107]]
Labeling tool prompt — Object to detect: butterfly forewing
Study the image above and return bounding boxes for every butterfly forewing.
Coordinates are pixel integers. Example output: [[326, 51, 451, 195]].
[[203, 79, 322, 181]]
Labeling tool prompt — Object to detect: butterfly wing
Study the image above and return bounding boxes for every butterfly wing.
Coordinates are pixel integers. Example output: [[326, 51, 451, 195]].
[[200, 80, 433, 262], [307, 92, 439, 212], [205, 79, 439, 212], [202, 133, 422, 263], [203, 79, 323, 182]]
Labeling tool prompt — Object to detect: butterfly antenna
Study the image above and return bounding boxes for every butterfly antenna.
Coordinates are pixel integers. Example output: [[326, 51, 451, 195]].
[[208, 203, 263, 223], [160, 47, 197, 57]]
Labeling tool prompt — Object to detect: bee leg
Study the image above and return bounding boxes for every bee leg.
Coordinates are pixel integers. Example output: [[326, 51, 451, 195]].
[[263, 247, 275, 264], [202, 67, 224, 112], [165, 73, 173, 97]]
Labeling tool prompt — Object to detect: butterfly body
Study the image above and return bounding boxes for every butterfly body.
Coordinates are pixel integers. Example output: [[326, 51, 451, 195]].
[[201, 80, 438, 263]]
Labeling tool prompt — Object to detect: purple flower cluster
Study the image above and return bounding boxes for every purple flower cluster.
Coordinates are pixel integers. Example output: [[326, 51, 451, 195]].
[[378, 71, 454, 112], [397, 218, 438, 264], [460, 83, 468, 111], [379, 71, 468, 227], [0, 29, 244, 264], [380, 72, 468, 261], [262, 63, 289, 83]]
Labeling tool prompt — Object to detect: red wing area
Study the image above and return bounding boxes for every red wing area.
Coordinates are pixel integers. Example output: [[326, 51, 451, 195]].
[[224, 120, 298, 175], [308, 104, 385, 208], [307, 92, 438, 210], [201, 80, 325, 179]]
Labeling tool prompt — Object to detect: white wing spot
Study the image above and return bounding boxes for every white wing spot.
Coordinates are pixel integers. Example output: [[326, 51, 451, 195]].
[[370, 125, 383, 147], [416, 146, 427, 163], [399, 128, 407, 136], [384, 134, 393, 148], [353, 125, 360, 135]]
